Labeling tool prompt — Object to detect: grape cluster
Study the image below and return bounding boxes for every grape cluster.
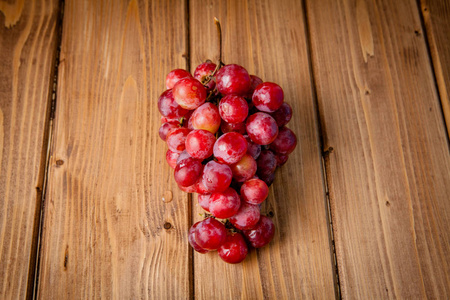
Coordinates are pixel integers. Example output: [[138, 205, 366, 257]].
[[158, 61, 297, 264]]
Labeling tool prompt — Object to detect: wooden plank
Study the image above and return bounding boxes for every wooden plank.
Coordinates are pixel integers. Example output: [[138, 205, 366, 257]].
[[37, 0, 191, 298], [306, 0, 450, 298], [190, 0, 336, 298], [420, 0, 450, 135], [0, 0, 59, 298]]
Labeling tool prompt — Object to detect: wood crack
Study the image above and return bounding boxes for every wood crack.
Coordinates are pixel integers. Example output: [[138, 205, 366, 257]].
[[27, 1, 65, 298]]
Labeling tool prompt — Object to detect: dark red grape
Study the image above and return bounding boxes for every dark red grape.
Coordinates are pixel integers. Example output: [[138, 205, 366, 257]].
[[220, 121, 246, 134], [191, 102, 221, 134], [209, 187, 241, 219], [189, 221, 208, 253], [159, 121, 179, 141], [158, 89, 189, 119], [194, 61, 216, 92], [244, 135, 261, 159], [257, 150, 277, 176], [166, 127, 190, 153], [270, 127, 297, 155], [166, 69, 192, 89], [229, 202, 260, 230], [246, 112, 278, 145], [174, 157, 203, 187], [259, 172, 275, 187], [219, 95, 249, 124], [275, 153, 289, 166], [202, 161, 232, 193], [240, 178, 269, 205], [166, 150, 179, 169], [185, 129, 215, 159], [244, 75, 264, 98], [271, 102, 292, 127], [198, 194, 211, 212], [173, 77, 207, 110], [216, 64, 251, 96], [213, 132, 247, 165], [230, 153, 257, 182], [252, 82, 284, 112], [195, 217, 227, 250], [218, 233, 248, 264], [243, 216, 275, 248]]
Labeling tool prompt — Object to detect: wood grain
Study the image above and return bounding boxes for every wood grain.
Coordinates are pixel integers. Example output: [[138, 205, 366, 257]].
[[37, 0, 192, 298], [0, 0, 59, 298], [190, 0, 336, 298], [420, 0, 450, 135], [306, 0, 450, 298]]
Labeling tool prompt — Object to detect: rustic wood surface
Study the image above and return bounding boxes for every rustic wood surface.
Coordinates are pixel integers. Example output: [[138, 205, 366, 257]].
[[306, 0, 450, 298], [190, 0, 336, 298], [37, 0, 192, 298], [0, 0, 59, 299], [420, 0, 450, 135], [1, 0, 450, 299]]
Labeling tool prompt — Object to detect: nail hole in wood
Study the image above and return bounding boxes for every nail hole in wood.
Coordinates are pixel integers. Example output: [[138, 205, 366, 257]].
[[268, 211, 274, 218], [163, 222, 172, 230], [56, 160, 64, 166], [385, 201, 391, 207]]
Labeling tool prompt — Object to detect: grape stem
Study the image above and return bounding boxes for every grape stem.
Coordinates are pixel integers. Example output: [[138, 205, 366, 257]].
[[202, 18, 224, 87]]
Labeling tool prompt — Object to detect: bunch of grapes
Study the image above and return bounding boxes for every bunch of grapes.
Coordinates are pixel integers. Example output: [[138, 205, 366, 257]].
[[158, 60, 297, 264]]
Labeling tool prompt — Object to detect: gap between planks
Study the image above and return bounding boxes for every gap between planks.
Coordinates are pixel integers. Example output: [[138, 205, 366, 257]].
[[301, 0, 341, 298], [27, 1, 65, 299], [415, 0, 450, 147]]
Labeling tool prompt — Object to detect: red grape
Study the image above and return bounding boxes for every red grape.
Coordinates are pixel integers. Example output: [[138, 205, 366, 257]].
[[218, 233, 248, 264], [166, 127, 190, 153], [194, 61, 217, 92], [243, 216, 275, 248], [189, 222, 208, 253], [195, 217, 227, 250], [191, 102, 221, 134], [174, 157, 203, 187], [244, 135, 261, 159], [230, 153, 257, 182], [173, 77, 207, 110], [213, 132, 247, 165], [216, 64, 251, 96], [271, 102, 292, 127], [257, 150, 277, 176], [194, 177, 210, 195], [158, 89, 189, 119], [159, 121, 179, 141], [270, 127, 297, 155], [198, 194, 211, 212], [240, 178, 269, 205], [178, 183, 196, 193], [219, 95, 249, 123], [166, 150, 179, 169], [209, 187, 241, 219], [202, 161, 232, 193], [185, 129, 215, 159], [229, 202, 260, 230], [246, 112, 278, 145], [244, 75, 264, 98], [252, 82, 284, 112], [166, 69, 192, 89], [176, 150, 191, 165], [220, 121, 246, 134]]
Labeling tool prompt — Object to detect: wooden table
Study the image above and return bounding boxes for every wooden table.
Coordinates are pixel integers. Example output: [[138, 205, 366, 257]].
[[1, 0, 449, 298]]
